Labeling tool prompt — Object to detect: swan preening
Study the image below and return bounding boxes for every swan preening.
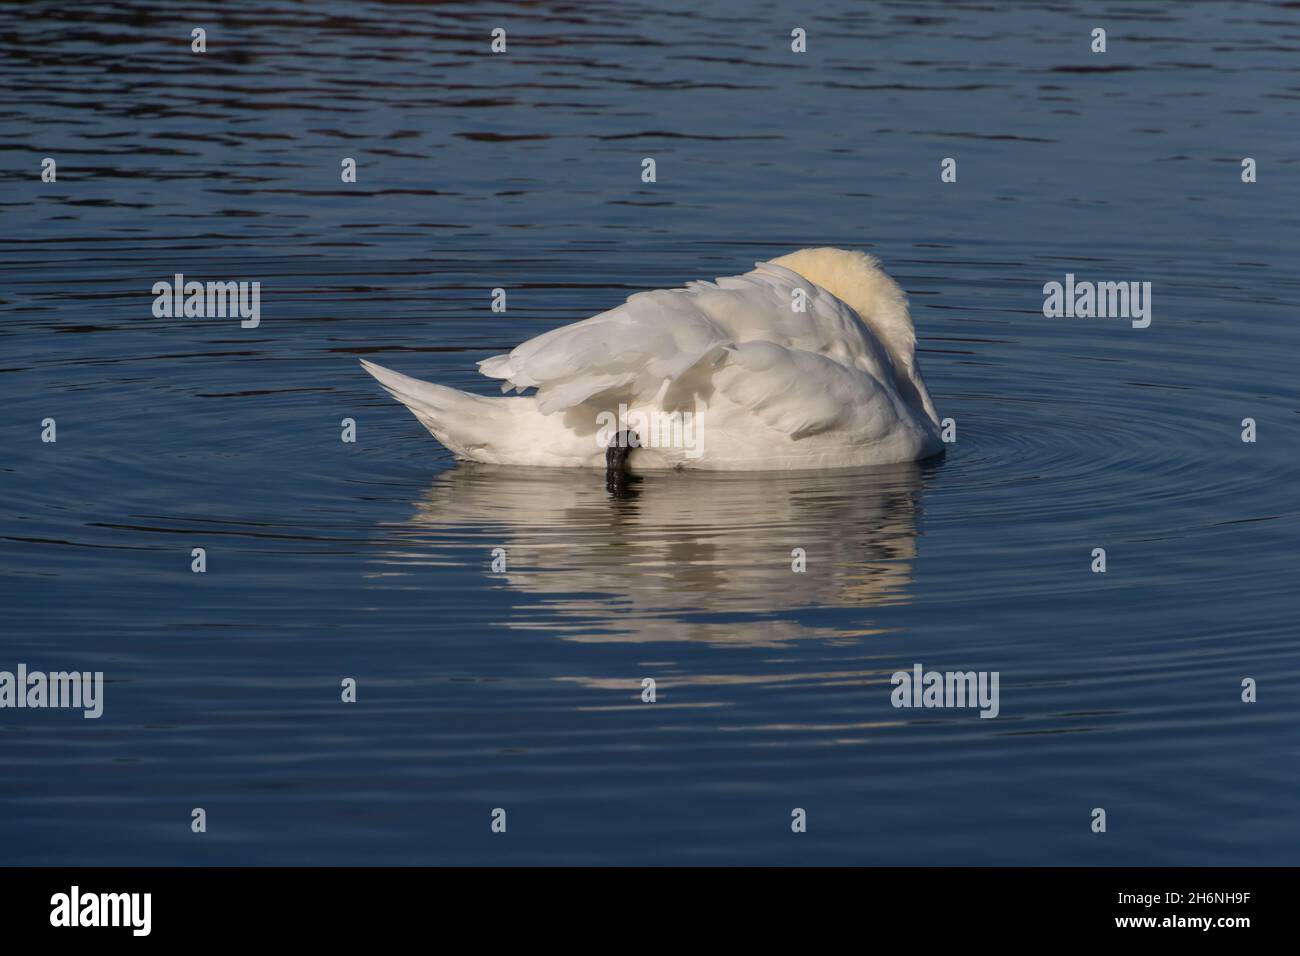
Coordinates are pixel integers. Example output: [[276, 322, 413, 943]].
[[362, 248, 943, 471]]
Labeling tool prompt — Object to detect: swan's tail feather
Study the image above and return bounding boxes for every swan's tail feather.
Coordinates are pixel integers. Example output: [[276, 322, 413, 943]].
[[360, 359, 499, 459]]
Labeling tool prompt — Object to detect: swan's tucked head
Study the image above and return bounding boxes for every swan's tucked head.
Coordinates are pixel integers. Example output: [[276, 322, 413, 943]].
[[769, 247, 938, 425]]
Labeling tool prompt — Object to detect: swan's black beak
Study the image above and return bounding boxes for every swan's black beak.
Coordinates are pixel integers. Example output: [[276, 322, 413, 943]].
[[605, 430, 640, 498]]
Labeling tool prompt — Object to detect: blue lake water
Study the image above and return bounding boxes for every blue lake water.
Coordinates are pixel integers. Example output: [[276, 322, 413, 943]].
[[1, 0, 1298, 865]]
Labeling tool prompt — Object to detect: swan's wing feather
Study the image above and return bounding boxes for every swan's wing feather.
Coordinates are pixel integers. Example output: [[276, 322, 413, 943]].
[[478, 289, 729, 414], [477, 262, 899, 416], [713, 341, 905, 440], [670, 264, 902, 387]]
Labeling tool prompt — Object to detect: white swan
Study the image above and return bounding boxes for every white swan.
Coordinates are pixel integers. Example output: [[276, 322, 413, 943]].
[[361, 247, 943, 471]]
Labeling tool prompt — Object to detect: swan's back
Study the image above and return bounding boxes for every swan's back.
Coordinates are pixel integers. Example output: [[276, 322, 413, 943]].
[[479, 248, 936, 426], [368, 248, 943, 470]]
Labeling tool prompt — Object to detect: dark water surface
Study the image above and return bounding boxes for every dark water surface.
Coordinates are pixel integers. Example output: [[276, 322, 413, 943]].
[[2, 1, 1298, 865]]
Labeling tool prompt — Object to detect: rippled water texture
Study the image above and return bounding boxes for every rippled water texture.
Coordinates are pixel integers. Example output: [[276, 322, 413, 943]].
[[1, 1, 1298, 865]]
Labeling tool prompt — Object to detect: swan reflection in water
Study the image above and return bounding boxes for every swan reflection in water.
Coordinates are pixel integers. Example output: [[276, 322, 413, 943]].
[[381, 463, 936, 650]]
